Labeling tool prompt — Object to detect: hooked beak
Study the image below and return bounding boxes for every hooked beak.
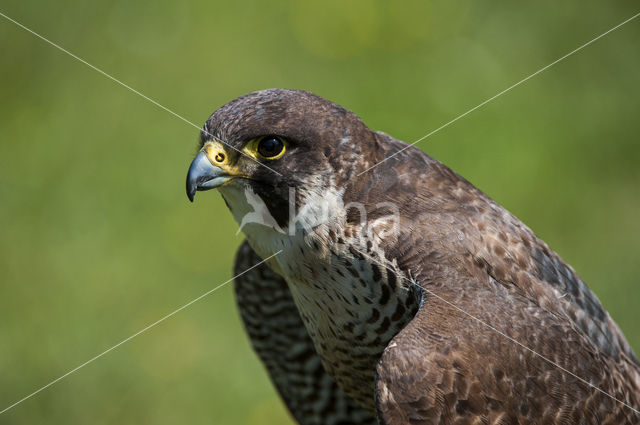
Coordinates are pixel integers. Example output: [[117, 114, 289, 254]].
[[186, 150, 230, 202]]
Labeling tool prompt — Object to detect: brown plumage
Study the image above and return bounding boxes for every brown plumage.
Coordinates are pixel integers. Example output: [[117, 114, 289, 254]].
[[186, 89, 640, 424]]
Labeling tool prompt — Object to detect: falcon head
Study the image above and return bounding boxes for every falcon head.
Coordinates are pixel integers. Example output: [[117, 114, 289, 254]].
[[186, 89, 381, 231]]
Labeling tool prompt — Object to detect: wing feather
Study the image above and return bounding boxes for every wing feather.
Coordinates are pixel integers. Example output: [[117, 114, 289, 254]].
[[374, 277, 640, 425]]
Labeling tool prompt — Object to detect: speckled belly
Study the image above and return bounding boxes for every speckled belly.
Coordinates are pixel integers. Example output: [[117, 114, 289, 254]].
[[285, 252, 419, 411]]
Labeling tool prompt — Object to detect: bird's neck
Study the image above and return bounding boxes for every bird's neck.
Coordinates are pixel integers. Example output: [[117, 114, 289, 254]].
[[226, 179, 421, 410]]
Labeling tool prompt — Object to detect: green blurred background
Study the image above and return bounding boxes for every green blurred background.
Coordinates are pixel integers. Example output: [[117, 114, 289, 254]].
[[1, 1, 639, 423]]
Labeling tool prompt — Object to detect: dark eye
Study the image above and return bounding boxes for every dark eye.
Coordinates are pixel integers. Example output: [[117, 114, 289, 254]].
[[257, 136, 285, 158]]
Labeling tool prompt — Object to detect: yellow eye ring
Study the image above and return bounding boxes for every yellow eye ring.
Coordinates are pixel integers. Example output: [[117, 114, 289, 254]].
[[256, 136, 286, 159]]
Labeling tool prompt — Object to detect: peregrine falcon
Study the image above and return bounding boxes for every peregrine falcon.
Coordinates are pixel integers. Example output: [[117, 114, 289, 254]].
[[185, 89, 640, 424]]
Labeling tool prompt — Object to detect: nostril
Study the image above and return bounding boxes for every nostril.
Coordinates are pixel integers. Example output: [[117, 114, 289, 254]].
[[214, 153, 225, 163]]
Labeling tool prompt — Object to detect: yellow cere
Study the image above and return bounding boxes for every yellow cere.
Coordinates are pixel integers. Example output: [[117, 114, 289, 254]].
[[202, 141, 246, 177]]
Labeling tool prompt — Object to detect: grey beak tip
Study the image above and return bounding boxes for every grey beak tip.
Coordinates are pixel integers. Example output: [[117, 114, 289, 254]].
[[186, 174, 197, 202], [186, 150, 228, 202]]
